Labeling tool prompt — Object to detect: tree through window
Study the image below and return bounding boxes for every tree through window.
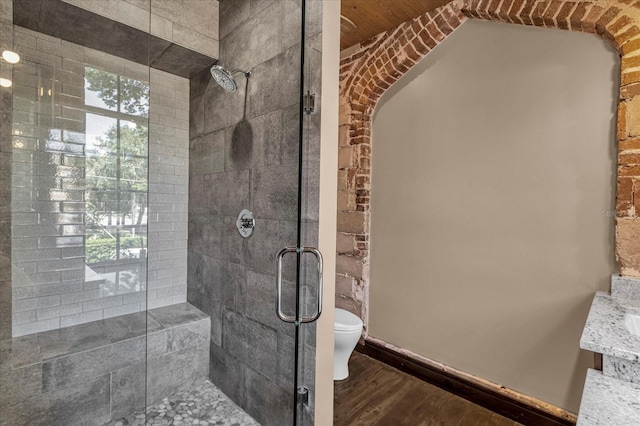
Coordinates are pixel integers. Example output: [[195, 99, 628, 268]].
[[84, 67, 149, 266]]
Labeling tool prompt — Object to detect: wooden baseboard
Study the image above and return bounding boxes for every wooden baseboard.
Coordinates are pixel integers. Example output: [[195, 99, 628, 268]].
[[357, 338, 577, 426]]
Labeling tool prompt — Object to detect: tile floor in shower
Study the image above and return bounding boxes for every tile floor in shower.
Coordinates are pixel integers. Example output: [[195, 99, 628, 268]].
[[103, 381, 259, 426]]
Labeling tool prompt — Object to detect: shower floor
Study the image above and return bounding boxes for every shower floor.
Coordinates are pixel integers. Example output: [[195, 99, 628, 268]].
[[103, 380, 259, 426]]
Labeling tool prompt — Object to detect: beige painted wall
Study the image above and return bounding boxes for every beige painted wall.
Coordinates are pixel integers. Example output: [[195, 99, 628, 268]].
[[369, 19, 618, 413], [315, 0, 339, 423]]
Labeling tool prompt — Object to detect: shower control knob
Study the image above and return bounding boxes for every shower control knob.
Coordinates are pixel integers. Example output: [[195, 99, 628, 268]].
[[236, 209, 255, 238], [240, 217, 254, 229]]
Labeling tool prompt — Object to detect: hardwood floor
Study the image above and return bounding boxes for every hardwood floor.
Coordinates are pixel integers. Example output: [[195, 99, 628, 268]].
[[334, 352, 522, 426]]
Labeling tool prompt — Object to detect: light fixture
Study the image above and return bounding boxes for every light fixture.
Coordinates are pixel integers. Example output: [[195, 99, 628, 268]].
[[0, 78, 12, 88], [340, 15, 357, 33], [1, 50, 20, 64]]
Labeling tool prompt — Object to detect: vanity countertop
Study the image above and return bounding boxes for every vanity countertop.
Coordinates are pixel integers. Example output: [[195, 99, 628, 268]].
[[580, 291, 640, 362], [577, 369, 640, 425]]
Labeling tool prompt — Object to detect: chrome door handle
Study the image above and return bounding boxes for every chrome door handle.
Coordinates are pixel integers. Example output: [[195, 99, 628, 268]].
[[276, 247, 297, 323], [300, 247, 323, 323], [275, 246, 323, 323]]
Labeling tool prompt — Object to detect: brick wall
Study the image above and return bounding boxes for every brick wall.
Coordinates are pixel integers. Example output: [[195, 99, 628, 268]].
[[337, 0, 640, 331], [10, 26, 188, 336]]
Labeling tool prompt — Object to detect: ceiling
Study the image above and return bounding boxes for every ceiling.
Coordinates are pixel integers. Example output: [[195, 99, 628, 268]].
[[340, 0, 455, 50]]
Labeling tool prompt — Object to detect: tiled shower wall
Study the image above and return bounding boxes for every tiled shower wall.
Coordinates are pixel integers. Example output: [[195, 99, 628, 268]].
[[0, 0, 13, 342], [62, 0, 219, 59], [10, 26, 189, 337], [187, 1, 322, 424], [147, 69, 189, 311]]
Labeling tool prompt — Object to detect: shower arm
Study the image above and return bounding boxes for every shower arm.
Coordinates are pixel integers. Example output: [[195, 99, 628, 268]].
[[229, 68, 252, 78]]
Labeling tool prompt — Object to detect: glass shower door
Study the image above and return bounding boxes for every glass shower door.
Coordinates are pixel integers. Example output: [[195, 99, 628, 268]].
[[174, 0, 324, 425], [291, 0, 324, 424], [1, 1, 153, 425]]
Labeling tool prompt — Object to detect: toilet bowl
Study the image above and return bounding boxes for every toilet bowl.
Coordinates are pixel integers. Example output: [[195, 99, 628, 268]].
[[334, 308, 363, 380]]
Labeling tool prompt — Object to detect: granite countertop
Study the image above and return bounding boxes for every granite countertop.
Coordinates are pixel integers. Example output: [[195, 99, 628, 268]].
[[580, 291, 640, 362], [577, 369, 640, 425]]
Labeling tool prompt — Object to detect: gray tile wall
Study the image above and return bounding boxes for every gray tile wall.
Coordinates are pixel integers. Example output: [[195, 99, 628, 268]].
[[61, 0, 220, 59], [9, 27, 189, 337], [187, 1, 322, 424], [0, 303, 210, 426]]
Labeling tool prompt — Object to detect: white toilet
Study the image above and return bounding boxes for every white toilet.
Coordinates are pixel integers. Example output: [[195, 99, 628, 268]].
[[334, 308, 364, 380]]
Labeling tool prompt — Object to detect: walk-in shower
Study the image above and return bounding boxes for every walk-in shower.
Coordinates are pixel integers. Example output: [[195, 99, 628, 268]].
[[0, 0, 325, 425]]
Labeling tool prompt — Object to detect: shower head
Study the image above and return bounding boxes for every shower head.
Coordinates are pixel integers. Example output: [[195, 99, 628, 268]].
[[210, 65, 251, 92]]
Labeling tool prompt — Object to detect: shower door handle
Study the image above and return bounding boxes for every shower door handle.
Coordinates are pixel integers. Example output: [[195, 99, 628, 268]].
[[275, 246, 323, 324], [275, 247, 297, 323], [300, 247, 323, 323]]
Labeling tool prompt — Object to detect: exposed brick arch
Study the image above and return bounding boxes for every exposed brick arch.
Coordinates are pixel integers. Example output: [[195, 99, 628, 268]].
[[337, 0, 640, 330]]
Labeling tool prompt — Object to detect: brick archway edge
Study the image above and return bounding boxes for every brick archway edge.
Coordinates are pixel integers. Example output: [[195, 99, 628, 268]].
[[336, 0, 640, 330]]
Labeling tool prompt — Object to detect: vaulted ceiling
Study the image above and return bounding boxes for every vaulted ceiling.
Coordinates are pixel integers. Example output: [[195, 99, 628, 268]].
[[340, 0, 455, 50]]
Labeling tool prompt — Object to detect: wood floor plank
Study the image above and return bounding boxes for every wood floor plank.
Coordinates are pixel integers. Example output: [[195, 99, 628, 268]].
[[335, 352, 522, 426], [382, 390, 456, 426], [348, 381, 414, 425], [335, 357, 407, 424], [455, 403, 499, 426], [338, 374, 407, 423], [375, 378, 456, 425], [427, 393, 475, 426]]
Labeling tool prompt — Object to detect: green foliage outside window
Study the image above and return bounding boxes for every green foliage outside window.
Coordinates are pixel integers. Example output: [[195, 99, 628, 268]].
[[86, 236, 148, 263], [84, 67, 149, 265], [85, 67, 149, 117]]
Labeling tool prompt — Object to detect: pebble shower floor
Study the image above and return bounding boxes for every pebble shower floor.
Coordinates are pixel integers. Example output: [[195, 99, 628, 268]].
[[103, 381, 260, 426]]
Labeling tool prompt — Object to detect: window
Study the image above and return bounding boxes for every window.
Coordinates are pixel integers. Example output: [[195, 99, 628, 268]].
[[84, 67, 149, 268]]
